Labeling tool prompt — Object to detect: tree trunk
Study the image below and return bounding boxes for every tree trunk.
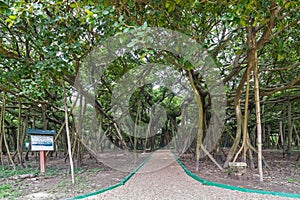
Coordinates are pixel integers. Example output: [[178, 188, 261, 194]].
[[294, 125, 299, 147], [223, 69, 248, 168], [266, 124, 271, 149], [42, 105, 48, 130], [224, 99, 242, 168], [20, 115, 28, 167], [77, 88, 84, 165], [1, 92, 15, 169], [0, 92, 4, 170], [233, 64, 252, 163], [17, 97, 23, 166], [242, 67, 251, 161], [279, 121, 284, 150], [188, 71, 203, 171]]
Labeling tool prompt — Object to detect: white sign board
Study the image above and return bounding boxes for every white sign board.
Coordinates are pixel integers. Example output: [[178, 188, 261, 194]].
[[31, 135, 54, 151]]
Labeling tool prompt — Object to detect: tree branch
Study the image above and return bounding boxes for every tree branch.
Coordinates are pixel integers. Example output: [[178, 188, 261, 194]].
[[260, 75, 300, 96], [257, 2, 277, 49]]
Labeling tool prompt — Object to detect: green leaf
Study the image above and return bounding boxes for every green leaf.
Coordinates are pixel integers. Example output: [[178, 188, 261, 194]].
[[127, 39, 137, 48], [123, 27, 130, 33], [85, 9, 93, 16], [103, 0, 109, 6], [140, 53, 146, 60], [8, 22, 13, 28], [277, 54, 285, 61], [165, 1, 171, 8], [103, 10, 109, 15], [141, 21, 147, 30], [165, 0, 176, 12], [70, 3, 76, 8], [5, 18, 11, 23], [9, 15, 17, 20], [185, 62, 194, 70], [77, 2, 82, 8], [240, 19, 246, 26], [118, 15, 124, 22], [119, 35, 128, 43]]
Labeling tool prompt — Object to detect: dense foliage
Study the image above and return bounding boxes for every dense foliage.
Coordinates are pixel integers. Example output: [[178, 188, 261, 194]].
[[0, 0, 299, 181]]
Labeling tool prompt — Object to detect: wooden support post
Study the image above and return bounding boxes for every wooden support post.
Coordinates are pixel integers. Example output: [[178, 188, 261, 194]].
[[40, 150, 46, 173]]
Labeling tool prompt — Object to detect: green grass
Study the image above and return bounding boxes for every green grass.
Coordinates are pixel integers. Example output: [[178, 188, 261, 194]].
[[0, 165, 104, 179], [0, 166, 40, 179], [287, 178, 300, 184], [44, 167, 65, 177], [0, 184, 20, 199], [86, 167, 104, 173], [0, 166, 68, 180], [0, 184, 11, 198]]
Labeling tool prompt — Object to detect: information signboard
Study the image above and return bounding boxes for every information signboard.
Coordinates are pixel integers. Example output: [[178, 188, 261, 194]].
[[30, 135, 54, 151]]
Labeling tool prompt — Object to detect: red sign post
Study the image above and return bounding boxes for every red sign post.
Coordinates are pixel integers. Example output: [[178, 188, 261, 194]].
[[40, 151, 46, 173]]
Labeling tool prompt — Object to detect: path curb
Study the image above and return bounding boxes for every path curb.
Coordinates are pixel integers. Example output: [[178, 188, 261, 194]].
[[68, 154, 152, 200], [173, 154, 300, 199]]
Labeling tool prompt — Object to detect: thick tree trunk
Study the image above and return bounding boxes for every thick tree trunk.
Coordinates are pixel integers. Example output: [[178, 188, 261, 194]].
[[188, 71, 203, 171], [227, 100, 242, 165], [233, 65, 252, 163], [223, 68, 248, 168]]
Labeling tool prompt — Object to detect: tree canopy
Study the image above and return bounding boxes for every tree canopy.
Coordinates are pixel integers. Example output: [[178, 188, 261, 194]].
[[0, 0, 299, 182]]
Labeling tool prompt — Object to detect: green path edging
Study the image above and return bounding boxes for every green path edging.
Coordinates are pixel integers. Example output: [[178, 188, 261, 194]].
[[69, 154, 152, 200], [174, 155, 300, 199]]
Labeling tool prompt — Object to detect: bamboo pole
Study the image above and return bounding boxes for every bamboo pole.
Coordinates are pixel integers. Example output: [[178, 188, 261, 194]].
[[63, 86, 75, 184]]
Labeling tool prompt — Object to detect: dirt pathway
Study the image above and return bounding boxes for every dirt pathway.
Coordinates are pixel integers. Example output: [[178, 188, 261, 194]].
[[85, 150, 299, 200]]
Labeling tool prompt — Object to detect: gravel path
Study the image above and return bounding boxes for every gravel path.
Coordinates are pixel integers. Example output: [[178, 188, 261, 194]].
[[85, 150, 299, 200]]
